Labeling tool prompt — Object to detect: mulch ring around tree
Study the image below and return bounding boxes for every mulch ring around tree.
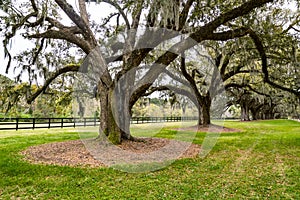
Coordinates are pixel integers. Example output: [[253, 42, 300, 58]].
[[20, 125, 240, 168], [20, 138, 201, 168], [174, 124, 241, 132]]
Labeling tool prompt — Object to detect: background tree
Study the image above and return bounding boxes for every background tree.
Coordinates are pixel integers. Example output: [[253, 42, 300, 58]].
[[0, 74, 73, 118]]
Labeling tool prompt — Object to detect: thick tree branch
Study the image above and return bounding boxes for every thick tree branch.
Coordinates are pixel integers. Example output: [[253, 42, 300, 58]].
[[46, 17, 83, 34], [178, 0, 195, 30], [55, 0, 97, 46], [248, 30, 300, 96], [203, 27, 251, 41], [143, 85, 198, 107], [30, 0, 38, 12], [105, 54, 123, 63], [282, 14, 300, 34], [163, 69, 190, 87], [223, 69, 260, 81], [4, 44, 12, 74], [180, 55, 200, 97], [219, 54, 230, 75], [206, 0, 273, 31], [94, 0, 130, 29], [225, 83, 271, 98], [190, 0, 273, 43], [142, 86, 170, 97], [79, 0, 90, 26], [130, 0, 143, 29], [137, 27, 254, 96], [27, 64, 80, 104], [55, 0, 87, 31], [27, 30, 91, 54], [32, 38, 45, 65]]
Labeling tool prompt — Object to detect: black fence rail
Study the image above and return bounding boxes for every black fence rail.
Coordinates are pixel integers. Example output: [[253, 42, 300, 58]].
[[130, 116, 198, 124], [0, 116, 198, 131], [0, 117, 100, 131]]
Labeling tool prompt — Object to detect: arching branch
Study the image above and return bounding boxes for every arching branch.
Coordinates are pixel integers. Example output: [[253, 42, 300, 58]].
[[46, 17, 83, 34], [206, 0, 273, 31], [249, 30, 300, 96], [163, 69, 190, 87], [99, 0, 130, 30], [55, 0, 87, 31], [55, 0, 97, 46], [203, 27, 250, 41], [178, 0, 195, 30], [30, 0, 38, 11], [136, 85, 198, 110], [27, 29, 91, 54], [79, 0, 90, 26], [27, 64, 80, 104]]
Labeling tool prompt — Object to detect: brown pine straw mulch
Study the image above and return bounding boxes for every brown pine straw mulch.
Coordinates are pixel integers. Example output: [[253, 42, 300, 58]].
[[174, 124, 240, 132], [21, 125, 239, 168]]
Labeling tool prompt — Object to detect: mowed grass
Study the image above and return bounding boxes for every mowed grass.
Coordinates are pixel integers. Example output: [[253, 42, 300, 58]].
[[0, 119, 299, 199]]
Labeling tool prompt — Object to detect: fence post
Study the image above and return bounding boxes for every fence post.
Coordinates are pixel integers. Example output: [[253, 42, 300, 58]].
[[73, 118, 76, 128], [94, 117, 96, 126], [32, 118, 35, 130], [61, 118, 63, 128], [16, 118, 19, 131]]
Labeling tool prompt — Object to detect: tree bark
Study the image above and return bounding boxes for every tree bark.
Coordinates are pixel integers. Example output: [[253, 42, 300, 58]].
[[98, 86, 122, 144], [113, 72, 135, 141], [202, 95, 212, 126], [241, 103, 250, 121], [250, 108, 258, 120], [197, 106, 202, 126], [250, 104, 264, 120]]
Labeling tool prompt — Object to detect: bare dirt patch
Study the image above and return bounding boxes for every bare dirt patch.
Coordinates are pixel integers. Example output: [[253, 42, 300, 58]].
[[21, 138, 201, 168]]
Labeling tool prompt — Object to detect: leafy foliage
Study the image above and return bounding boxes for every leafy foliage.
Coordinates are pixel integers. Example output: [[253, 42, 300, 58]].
[[0, 74, 73, 117]]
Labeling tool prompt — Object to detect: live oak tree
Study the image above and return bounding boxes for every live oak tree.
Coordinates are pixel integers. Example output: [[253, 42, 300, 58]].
[[210, 3, 300, 121], [144, 48, 224, 126], [227, 84, 287, 121], [1, 0, 279, 144], [0, 74, 73, 118]]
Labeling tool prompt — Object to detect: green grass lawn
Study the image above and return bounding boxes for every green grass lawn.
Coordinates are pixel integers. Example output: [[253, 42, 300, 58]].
[[0, 120, 299, 199]]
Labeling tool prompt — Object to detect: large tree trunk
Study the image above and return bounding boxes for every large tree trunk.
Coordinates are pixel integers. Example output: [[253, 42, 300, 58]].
[[250, 108, 258, 120], [241, 103, 250, 121], [98, 87, 122, 144], [113, 75, 134, 141], [197, 105, 202, 126], [202, 95, 212, 126], [250, 104, 263, 120], [98, 65, 137, 144], [98, 86, 136, 144]]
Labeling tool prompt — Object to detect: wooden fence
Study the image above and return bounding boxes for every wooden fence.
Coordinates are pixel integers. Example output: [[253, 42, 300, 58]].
[[0, 116, 198, 131]]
